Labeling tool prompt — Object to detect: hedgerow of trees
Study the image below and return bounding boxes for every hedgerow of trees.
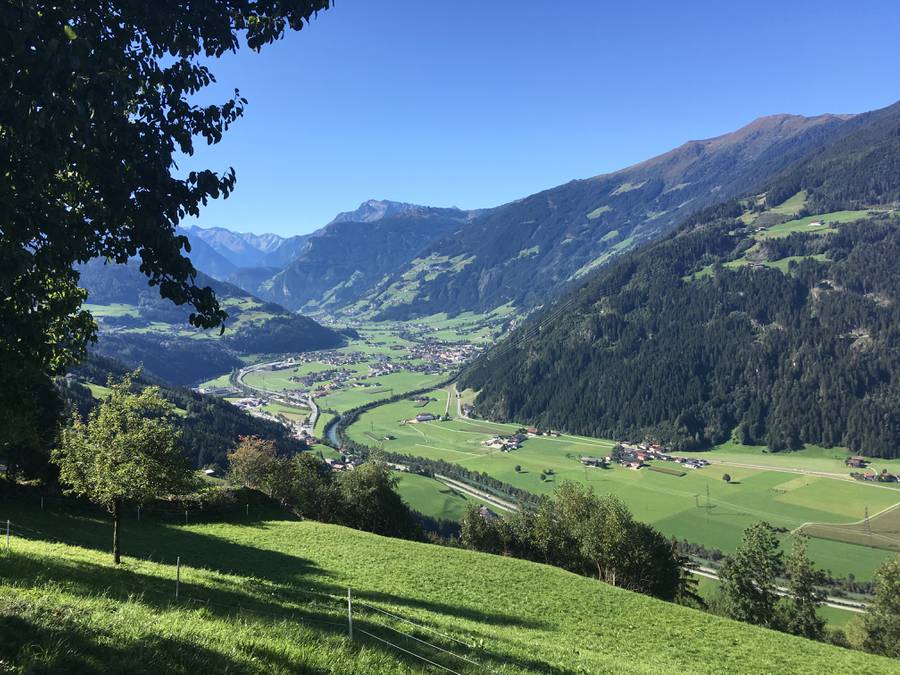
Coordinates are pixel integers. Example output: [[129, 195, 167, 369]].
[[459, 482, 699, 604]]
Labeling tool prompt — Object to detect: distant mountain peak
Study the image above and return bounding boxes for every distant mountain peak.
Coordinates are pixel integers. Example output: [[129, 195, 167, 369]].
[[328, 199, 459, 224]]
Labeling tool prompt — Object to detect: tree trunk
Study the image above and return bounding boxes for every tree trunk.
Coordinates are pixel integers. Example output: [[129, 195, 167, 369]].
[[112, 500, 121, 565]]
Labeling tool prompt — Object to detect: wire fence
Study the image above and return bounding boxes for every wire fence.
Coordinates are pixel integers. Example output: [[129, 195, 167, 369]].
[[1, 519, 494, 673]]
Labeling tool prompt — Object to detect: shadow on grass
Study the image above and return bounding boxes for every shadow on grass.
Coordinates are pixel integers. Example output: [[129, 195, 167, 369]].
[[2, 553, 555, 674], [2, 502, 556, 672]]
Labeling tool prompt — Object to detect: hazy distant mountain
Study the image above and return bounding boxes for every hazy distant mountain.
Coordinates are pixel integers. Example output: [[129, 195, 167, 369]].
[[362, 111, 858, 319], [183, 226, 315, 268], [176, 228, 239, 280]]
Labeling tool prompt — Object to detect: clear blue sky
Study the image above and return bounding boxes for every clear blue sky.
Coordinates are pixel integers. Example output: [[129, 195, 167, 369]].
[[182, 0, 900, 236]]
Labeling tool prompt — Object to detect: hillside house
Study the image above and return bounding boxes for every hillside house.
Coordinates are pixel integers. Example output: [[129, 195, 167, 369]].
[[478, 506, 500, 522], [415, 413, 436, 423]]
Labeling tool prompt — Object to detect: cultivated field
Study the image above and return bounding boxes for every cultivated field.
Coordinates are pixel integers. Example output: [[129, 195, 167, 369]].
[[393, 471, 493, 521], [347, 391, 900, 579], [1, 502, 893, 673], [801, 504, 900, 553]]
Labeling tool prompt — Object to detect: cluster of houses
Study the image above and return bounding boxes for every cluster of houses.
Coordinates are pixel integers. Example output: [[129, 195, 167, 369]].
[[480, 427, 560, 452], [850, 469, 899, 483], [410, 412, 448, 424], [580, 456, 608, 468], [578, 443, 712, 471], [482, 433, 527, 452], [844, 456, 898, 482], [230, 397, 265, 410], [324, 452, 363, 473]]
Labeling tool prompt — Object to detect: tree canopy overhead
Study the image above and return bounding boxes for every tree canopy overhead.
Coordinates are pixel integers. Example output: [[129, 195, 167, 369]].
[[0, 1, 330, 475], [1, 0, 330, 368]]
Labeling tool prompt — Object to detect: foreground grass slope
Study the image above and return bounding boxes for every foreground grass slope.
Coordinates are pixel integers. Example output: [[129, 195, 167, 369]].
[[0, 504, 894, 673]]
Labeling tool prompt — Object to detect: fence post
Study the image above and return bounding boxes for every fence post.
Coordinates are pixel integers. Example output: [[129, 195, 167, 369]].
[[246, 503, 249, 517], [347, 587, 353, 640], [184, 509, 188, 525], [176, 556, 181, 600], [5, 520, 9, 554]]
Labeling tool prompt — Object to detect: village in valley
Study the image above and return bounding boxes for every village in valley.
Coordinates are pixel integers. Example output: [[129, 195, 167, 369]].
[[474, 427, 713, 473]]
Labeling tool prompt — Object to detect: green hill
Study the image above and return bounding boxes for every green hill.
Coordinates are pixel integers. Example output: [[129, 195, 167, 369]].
[[78, 259, 344, 386], [361, 109, 867, 320], [461, 103, 900, 458], [0, 502, 894, 673]]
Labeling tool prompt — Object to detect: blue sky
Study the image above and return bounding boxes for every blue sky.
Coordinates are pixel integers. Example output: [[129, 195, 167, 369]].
[[182, 0, 900, 236]]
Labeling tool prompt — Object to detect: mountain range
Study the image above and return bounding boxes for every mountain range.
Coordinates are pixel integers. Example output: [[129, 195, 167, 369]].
[[180, 108, 892, 319], [460, 101, 900, 457]]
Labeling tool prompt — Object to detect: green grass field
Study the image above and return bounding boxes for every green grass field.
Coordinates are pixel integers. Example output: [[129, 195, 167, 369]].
[[801, 504, 900, 553], [347, 393, 900, 579], [755, 210, 875, 239], [316, 371, 447, 413], [1, 502, 893, 673], [198, 372, 234, 389], [393, 471, 493, 521], [258, 401, 309, 422]]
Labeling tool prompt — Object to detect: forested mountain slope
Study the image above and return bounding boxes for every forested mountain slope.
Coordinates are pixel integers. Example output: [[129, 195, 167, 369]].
[[363, 110, 866, 319], [78, 259, 344, 385], [60, 356, 308, 468], [461, 107, 900, 457], [256, 206, 471, 312]]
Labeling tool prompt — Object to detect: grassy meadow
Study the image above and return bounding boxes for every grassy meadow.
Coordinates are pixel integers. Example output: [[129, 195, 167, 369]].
[[346, 391, 900, 579], [754, 209, 876, 239], [393, 471, 493, 521], [0, 500, 894, 674]]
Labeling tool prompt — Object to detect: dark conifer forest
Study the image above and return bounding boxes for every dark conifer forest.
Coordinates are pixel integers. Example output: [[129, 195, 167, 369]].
[[462, 108, 900, 457]]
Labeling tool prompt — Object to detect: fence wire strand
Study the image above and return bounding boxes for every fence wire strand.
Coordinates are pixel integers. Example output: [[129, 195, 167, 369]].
[[356, 627, 461, 675], [357, 600, 475, 648]]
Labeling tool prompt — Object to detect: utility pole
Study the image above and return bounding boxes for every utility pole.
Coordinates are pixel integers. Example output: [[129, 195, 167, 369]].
[[865, 506, 872, 536]]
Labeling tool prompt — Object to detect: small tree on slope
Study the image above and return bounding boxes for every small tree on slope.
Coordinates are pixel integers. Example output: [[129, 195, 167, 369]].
[[864, 555, 900, 657], [719, 521, 783, 627], [54, 373, 193, 564], [776, 533, 826, 639]]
